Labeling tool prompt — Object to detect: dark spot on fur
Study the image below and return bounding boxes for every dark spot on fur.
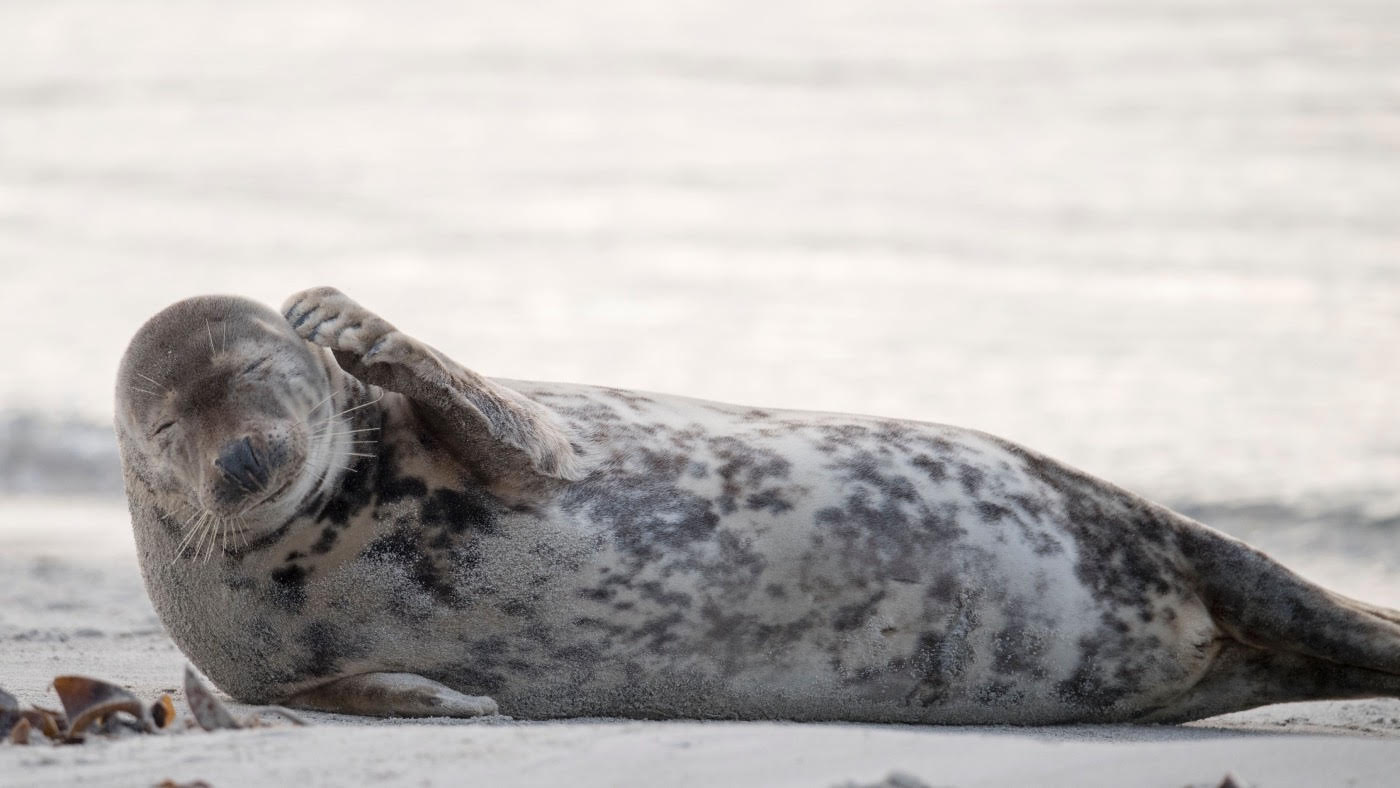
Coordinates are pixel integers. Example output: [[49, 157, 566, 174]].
[[380, 474, 428, 503], [976, 502, 1011, 522], [225, 576, 255, 591], [296, 620, 362, 679], [637, 580, 692, 608], [958, 465, 985, 496], [579, 587, 613, 602], [310, 527, 338, 554], [362, 528, 458, 604], [746, 488, 794, 514], [833, 590, 887, 631], [912, 454, 947, 483], [317, 457, 374, 525], [991, 603, 1049, 679], [630, 610, 686, 653], [421, 487, 498, 535], [269, 564, 309, 612]]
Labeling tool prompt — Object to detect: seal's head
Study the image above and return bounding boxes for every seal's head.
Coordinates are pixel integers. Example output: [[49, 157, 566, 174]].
[[116, 295, 343, 545]]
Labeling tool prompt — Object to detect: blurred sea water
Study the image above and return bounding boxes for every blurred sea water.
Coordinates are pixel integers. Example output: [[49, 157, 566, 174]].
[[1, 1, 1397, 557]]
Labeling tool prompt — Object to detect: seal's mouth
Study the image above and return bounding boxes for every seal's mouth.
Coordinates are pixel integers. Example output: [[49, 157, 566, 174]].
[[248, 479, 294, 510], [206, 431, 299, 513]]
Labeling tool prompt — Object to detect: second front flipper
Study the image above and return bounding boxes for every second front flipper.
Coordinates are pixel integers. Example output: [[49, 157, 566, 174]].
[[282, 286, 583, 483]]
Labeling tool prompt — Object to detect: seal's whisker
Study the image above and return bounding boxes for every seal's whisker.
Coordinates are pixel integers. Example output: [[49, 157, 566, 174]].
[[312, 437, 380, 447], [198, 515, 218, 564], [206, 319, 216, 356], [318, 391, 386, 423], [301, 392, 382, 446], [170, 511, 207, 564], [196, 523, 209, 565], [183, 511, 210, 552], [182, 514, 209, 566], [212, 520, 226, 562], [179, 507, 204, 529], [305, 391, 338, 419], [194, 516, 215, 564], [135, 372, 168, 391], [234, 492, 271, 520], [203, 519, 221, 564], [222, 322, 228, 353], [344, 452, 375, 458], [310, 436, 380, 450], [129, 386, 162, 397], [322, 440, 379, 451], [311, 434, 380, 445]]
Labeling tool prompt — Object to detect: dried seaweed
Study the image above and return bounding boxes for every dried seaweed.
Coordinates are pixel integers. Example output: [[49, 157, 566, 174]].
[[183, 666, 240, 731], [53, 675, 149, 740], [0, 664, 308, 747]]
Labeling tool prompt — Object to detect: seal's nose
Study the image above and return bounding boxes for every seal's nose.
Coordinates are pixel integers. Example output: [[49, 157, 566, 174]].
[[214, 436, 270, 496]]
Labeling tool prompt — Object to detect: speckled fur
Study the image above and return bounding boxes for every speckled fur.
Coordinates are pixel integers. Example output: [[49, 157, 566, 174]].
[[117, 289, 1400, 724]]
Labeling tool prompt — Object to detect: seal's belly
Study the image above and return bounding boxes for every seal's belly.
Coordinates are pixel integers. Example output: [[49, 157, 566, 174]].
[[369, 392, 1221, 722]]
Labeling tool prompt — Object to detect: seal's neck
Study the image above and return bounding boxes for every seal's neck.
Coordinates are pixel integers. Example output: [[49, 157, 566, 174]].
[[300, 360, 383, 507], [234, 363, 386, 559]]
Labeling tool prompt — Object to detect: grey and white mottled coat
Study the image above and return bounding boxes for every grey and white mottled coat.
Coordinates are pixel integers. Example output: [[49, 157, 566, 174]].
[[114, 288, 1400, 724]]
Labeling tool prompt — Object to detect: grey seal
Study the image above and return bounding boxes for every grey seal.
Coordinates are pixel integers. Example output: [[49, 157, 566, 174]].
[[115, 287, 1400, 723]]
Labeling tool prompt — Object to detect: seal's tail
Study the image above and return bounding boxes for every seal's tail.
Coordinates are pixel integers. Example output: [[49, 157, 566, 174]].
[[1183, 524, 1400, 681], [1137, 525, 1400, 721]]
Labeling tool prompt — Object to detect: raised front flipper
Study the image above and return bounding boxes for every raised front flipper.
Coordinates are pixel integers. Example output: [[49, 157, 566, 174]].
[[282, 286, 582, 483], [284, 672, 499, 718]]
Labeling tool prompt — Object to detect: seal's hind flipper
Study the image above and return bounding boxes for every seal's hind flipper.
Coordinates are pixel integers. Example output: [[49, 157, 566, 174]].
[[283, 672, 500, 718], [1140, 640, 1400, 723], [1182, 526, 1400, 683], [282, 286, 583, 483]]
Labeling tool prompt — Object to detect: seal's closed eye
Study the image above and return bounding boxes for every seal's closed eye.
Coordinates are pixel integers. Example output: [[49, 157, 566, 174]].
[[116, 293, 336, 545]]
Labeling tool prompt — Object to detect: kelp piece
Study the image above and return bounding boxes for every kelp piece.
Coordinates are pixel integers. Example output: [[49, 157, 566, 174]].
[[22, 708, 65, 739], [52, 676, 147, 739], [151, 694, 178, 729], [7, 717, 30, 745], [0, 687, 18, 740], [183, 667, 240, 731]]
